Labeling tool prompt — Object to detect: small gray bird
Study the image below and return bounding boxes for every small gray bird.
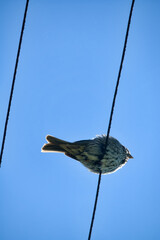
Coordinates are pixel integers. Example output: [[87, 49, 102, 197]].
[[42, 135, 133, 174]]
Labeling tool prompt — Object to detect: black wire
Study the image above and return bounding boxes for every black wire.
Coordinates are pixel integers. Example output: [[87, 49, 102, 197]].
[[105, 0, 135, 149], [88, 171, 102, 240], [0, 0, 29, 167], [88, 0, 135, 239]]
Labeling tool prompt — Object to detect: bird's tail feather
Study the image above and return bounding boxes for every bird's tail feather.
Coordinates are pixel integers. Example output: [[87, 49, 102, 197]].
[[42, 135, 87, 160], [41, 143, 65, 152], [41, 135, 69, 153], [46, 135, 68, 144]]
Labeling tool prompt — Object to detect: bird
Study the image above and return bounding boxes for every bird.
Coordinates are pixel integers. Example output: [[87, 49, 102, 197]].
[[41, 135, 133, 174]]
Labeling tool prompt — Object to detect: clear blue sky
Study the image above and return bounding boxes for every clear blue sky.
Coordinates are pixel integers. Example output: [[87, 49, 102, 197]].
[[1, 0, 160, 239]]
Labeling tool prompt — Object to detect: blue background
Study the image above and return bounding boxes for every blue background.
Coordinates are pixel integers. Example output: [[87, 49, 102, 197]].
[[1, 0, 160, 239]]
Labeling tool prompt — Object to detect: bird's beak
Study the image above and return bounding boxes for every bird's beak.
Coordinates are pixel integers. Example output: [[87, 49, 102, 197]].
[[128, 153, 133, 159]]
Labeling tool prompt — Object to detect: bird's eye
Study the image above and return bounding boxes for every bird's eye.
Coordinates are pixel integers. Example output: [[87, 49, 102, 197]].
[[121, 159, 126, 164]]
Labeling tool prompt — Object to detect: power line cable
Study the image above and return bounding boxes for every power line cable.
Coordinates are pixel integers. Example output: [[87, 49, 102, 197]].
[[88, 0, 135, 239], [0, 0, 29, 167]]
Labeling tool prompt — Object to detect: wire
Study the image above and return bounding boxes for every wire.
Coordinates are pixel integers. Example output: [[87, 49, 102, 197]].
[[88, 171, 102, 240], [88, 0, 135, 239], [0, 0, 29, 167]]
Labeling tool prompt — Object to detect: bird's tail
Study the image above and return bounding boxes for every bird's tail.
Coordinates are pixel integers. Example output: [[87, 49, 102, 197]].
[[41, 135, 70, 153]]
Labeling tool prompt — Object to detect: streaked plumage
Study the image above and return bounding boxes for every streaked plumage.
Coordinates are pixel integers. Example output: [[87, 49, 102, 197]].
[[42, 135, 133, 174]]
